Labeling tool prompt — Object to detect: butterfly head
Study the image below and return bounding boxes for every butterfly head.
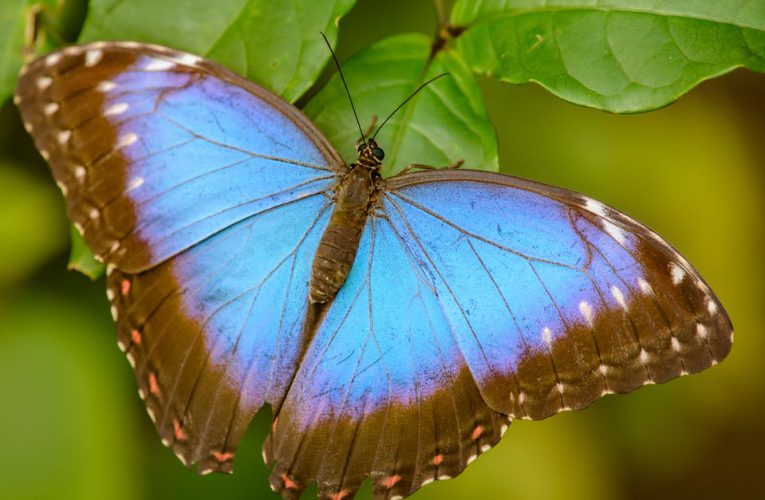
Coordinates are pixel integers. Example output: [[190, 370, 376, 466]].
[[356, 139, 385, 169]]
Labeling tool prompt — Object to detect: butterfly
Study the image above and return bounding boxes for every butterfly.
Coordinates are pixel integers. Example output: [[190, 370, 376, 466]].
[[15, 41, 733, 500]]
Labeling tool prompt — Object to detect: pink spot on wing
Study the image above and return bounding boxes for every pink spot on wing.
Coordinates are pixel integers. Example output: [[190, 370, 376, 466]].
[[382, 474, 401, 489], [471, 425, 484, 440], [130, 329, 142, 345], [212, 450, 234, 462], [173, 419, 187, 441], [148, 372, 160, 396], [329, 489, 349, 500], [280, 473, 298, 490], [120, 279, 131, 296], [431, 454, 444, 466]]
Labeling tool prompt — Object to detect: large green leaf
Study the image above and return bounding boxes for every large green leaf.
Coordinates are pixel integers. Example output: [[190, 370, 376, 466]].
[[452, 0, 765, 112], [305, 33, 498, 177], [80, 0, 356, 102]]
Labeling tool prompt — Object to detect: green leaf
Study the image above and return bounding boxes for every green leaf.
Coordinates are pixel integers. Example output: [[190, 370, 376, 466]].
[[80, 0, 356, 102], [452, 0, 765, 112], [0, 0, 86, 104], [305, 33, 498, 177], [0, 0, 28, 104], [68, 226, 104, 280]]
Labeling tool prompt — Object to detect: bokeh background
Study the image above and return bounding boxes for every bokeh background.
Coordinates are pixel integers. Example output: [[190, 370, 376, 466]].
[[1, 1, 764, 499]]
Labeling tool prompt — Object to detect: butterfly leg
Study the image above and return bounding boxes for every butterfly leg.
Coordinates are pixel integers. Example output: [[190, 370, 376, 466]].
[[398, 159, 464, 175]]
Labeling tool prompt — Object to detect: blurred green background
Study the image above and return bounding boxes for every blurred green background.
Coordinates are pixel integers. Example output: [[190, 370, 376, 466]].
[[1, 0, 764, 499]]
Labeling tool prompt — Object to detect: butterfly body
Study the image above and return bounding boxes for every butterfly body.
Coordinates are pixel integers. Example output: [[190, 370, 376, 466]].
[[310, 140, 383, 304], [15, 42, 732, 500]]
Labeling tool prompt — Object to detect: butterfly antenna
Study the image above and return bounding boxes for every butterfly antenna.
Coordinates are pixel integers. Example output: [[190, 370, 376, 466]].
[[372, 73, 449, 140], [320, 32, 367, 147]]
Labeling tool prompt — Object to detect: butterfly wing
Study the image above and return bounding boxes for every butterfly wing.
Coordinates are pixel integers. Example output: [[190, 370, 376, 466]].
[[15, 42, 344, 472], [267, 169, 732, 499]]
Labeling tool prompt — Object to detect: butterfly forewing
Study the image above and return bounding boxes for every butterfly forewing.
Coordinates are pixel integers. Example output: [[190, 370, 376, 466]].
[[16, 42, 345, 472], [15, 42, 343, 271]]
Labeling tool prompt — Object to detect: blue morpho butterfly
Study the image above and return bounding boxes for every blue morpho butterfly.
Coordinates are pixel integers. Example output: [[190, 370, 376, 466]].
[[15, 40, 733, 500]]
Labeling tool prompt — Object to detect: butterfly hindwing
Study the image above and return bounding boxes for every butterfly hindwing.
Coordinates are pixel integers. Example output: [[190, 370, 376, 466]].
[[16, 42, 345, 472], [266, 169, 732, 498], [267, 216, 509, 499]]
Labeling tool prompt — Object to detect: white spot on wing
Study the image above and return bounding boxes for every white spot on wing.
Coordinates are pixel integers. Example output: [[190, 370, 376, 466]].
[[37, 76, 53, 90], [110, 305, 118, 320], [116, 133, 138, 149], [437, 475, 451, 481], [421, 478, 434, 487], [104, 102, 129, 116], [467, 455, 477, 464], [598, 364, 609, 375], [637, 277, 653, 295], [144, 58, 175, 71], [610, 285, 627, 310], [707, 298, 718, 315], [44, 102, 59, 115], [542, 327, 553, 346], [671, 337, 681, 351], [74, 166, 86, 181], [696, 323, 708, 339], [97, 80, 117, 92], [89, 208, 99, 220], [500, 424, 508, 436], [57, 130, 71, 144], [127, 176, 144, 191], [85, 49, 103, 67], [585, 198, 607, 217], [480, 444, 491, 452], [174, 53, 202, 66], [669, 262, 686, 285], [45, 52, 62, 66], [639, 349, 649, 364], [579, 301, 593, 326], [603, 219, 626, 244]]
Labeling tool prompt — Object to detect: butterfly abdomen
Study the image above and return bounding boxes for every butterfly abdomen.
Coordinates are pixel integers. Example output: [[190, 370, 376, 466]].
[[310, 165, 376, 303]]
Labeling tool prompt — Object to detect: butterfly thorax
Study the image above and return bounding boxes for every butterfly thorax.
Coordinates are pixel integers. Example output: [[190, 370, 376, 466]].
[[309, 141, 383, 303]]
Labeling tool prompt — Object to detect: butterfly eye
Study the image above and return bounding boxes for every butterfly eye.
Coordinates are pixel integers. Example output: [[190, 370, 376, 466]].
[[372, 147, 385, 160]]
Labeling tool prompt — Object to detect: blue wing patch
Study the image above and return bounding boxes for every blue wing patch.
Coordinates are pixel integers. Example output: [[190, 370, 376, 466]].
[[15, 42, 344, 474], [266, 170, 732, 499]]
